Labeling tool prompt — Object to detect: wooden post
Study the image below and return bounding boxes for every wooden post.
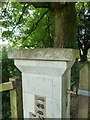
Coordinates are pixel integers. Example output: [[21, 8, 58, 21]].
[[78, 62, 90, 118], [0, 81, 14, 92], [9, 77, 23, 119]]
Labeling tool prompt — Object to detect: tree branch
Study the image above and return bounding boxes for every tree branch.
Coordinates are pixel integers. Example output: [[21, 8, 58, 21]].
[[20, 2, 50, 8], [22, 9, 49, 42], [11, 4, 29, 33], [20, 2, 69, 11]]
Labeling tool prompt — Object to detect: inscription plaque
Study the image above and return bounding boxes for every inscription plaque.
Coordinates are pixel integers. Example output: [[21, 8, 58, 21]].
[[30, 95, 46, 119], [35, 95, 46, 118]]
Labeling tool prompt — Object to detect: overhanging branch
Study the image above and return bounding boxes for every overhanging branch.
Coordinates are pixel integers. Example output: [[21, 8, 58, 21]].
[[22, 9, 49, 42], [20, 2, 50, 8], [11, 4, 30, 33]]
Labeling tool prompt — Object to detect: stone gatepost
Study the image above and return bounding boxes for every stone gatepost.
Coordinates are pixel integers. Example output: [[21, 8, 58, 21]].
[[8, 48, 79, 118]]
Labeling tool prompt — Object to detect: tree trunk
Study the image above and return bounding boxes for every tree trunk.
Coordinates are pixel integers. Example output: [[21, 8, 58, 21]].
[[30, 2, 77, 48], [51, 3, 77, 48]]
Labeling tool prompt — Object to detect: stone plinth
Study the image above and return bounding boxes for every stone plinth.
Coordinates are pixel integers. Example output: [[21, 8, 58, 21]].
[[8, 48, 79, 118]]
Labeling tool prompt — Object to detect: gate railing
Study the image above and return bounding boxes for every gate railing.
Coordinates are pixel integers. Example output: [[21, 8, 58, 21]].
[[67, 62, 90, 118], [0, 77, 23, 119]]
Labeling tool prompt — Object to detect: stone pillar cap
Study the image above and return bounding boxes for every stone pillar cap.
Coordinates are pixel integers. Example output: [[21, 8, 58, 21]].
[[8, 48, 79, 61]]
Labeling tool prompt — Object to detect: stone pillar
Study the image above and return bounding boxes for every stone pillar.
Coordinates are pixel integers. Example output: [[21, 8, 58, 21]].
[[78, 62, 90, 118], [8, 48, 79, 118]]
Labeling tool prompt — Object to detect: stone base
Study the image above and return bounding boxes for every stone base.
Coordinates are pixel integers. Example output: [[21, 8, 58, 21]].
[[8, 48, 79, 118], [15, 60, 71, 118]]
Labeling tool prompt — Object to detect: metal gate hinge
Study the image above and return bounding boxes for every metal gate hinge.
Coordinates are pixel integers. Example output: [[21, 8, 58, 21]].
[[67, 89, 77, 95]]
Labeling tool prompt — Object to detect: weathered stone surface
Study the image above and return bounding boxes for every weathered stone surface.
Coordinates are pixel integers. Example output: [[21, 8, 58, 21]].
[[8, 48, 79, 118], [8, 48, 79, 61], [20, 60, 69, 118]]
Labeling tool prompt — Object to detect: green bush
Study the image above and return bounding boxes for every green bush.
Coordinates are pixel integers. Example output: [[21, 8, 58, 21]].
[[2, 46, 21, 119]]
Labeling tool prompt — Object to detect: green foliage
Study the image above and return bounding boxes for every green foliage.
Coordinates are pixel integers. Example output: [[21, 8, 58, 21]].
[[2, 2, 90, 51], [1, 46, 21, 119], [76, 2, 90, 61], [2, 2, 54, 48]]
